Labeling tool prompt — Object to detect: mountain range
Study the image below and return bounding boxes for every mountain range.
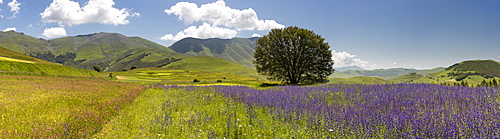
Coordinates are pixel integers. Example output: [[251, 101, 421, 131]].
[[0, 31, 186, 71], [330, 67, 446, 79], [334, 66, 365, 72], [169, 37, 258, 68], [0, 31, 260, 72], [1, 31, 499, 84], [0, 46, 98, 77]]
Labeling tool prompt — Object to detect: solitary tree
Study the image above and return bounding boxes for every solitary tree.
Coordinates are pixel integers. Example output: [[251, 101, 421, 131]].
[[254, 26, 334, 84], [93, 65, 101, 73], [130, 65, 138, 70]]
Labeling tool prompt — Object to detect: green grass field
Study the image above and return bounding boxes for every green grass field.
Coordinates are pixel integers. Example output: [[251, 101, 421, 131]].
[[111, 68, 265, 86], [0, 75, 145, 138], [329, 76, 389, 84], [0, 56, 35, 63], [95, 87, 305, 138], [2, 44, 499, 138], [164, 56, 265, 80]]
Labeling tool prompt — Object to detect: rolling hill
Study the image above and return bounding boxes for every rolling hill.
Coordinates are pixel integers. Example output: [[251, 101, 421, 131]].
[[330, 67, 445, 79], [0, 31, 51, 54], [388, 60, 500, 85], [0, 47, 99, 77], [429, 60, 500, 84], [163, 56, 263, 80], [0, 32, 187, 71], [169, 37, 258, 68], [329, 77, 388, 84]]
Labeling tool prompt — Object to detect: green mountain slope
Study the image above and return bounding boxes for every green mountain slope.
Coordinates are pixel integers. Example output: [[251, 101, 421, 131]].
[[445, 60, 500, 79], [163, 56, 263, 79], [0, 31, 51, 54], [105, 48, 186, 71], [415, 67, 446, 75], [0, 32, 187, 72], [0, 47, 99, 77], [430, 60, 500, 83], [389, 60, 500, 85], [169, 37, 258, 68]]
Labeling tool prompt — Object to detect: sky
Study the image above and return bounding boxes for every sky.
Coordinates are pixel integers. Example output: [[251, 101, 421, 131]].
[[1, 0, 499, 70]]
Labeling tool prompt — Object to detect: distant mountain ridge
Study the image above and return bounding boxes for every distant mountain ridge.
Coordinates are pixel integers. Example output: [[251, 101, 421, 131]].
[[0, 31, 186, 71], [335, 66, 365, 72], [169, 37, 258, 68], [0, 31, 51, 54], [330, 67, 445, 79]]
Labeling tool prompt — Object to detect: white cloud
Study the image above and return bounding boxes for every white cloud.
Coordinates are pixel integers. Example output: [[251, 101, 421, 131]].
[[331, 50, 371, 69], [42, 27, 67, 38], [393, 62, 397, 65], [161, 23, 237, 41], [2, 27, 16, 32], [165, 0, 284, 31], [0, 0, 3, 4], [40, 0, 139, 26], [7, 0, 21, 18], [251, 33, 261, 37]]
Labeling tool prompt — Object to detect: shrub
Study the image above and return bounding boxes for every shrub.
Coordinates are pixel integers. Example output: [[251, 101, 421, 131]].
[[193, 79, 200, 82], [93, 66, 101, 72]]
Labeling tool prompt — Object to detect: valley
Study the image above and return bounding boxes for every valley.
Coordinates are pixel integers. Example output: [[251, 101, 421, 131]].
[[1, 31, 499, 138]]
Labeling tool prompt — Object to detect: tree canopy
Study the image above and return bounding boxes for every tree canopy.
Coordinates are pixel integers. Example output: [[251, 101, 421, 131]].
[[254, 26, 334, 84]]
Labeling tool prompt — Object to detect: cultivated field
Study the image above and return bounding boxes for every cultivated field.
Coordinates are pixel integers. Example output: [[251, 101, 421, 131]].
[[111, 68, 263, 85], [1, 69, 499, 138]]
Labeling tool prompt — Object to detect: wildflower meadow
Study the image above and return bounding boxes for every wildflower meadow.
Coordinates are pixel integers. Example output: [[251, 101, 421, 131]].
[[0, 75, 145, 138], [97, 84, 500, 138]]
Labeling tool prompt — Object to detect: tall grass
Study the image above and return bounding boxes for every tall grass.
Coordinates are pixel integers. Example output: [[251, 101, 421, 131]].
[[96, 86, 303, 138], [0, 75, 145, 138], [99, 84, 500, 138]]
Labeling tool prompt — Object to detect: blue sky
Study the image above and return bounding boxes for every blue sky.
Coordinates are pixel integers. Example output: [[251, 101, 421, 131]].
[[1, 0, 499, 70]]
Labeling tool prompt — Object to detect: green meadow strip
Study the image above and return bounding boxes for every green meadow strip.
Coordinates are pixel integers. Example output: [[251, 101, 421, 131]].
[[95, 87, 305, 138]]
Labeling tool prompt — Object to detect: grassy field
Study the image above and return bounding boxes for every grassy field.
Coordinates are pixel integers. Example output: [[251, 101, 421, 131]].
[[0, 60, 101, 77], [2, 67, 499, 138], [95, 84, 500, 138], [164, 56, 265, 80], [0, 75, 145, 138], [0, 56, 35, 63], [95, 86, 304, 138], [2, 45, 499, 138], [111, 68, 265, 86], [329, 76, 389, 84], [0, 46, 101, 77]]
